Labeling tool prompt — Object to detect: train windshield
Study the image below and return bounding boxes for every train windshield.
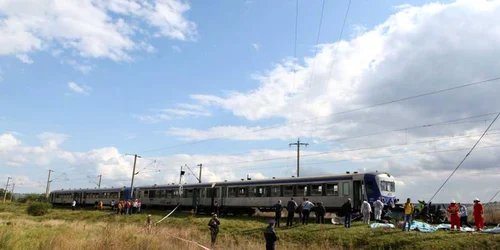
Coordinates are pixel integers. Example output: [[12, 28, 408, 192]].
[[380, 181, 395, 192]]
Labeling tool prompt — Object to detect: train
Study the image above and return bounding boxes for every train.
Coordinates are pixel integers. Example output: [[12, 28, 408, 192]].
[[49, 171, 397, 215]]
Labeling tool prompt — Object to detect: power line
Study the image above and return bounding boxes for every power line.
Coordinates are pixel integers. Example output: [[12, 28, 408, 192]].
[[316, 112, 499, 144], [139, 76, 500, 154], [291, 0, 299, 93], [201, 130, 500, 169], [486, 189, 500, 204], [427, 112, 500, 203], [234, 144, 500, 173], [304, 0, 326, 104]]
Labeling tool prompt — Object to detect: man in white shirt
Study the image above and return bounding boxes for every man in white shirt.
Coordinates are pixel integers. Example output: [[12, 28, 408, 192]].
[[72, 200, 76, 211], [301, 198, 314, 225]]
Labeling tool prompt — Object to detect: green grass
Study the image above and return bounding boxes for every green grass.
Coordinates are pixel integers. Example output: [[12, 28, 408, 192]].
[[0, 203, 499, 250]]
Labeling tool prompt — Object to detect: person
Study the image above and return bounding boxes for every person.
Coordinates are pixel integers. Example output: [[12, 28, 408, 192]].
[[111, 200, 115, 211], [402, 198, 414, 232], [71, 200, 76, 211], [264, 220, 279, 250], [458, 202, 472, 228], [297, 198, 305, 223], [447, 200, 460, 231], [273, 200, 283, 227], [473, 198, 484, 231], [133, 199, 139, 214], [286, 197, 298, 227], [146, 214, 152, 233], [374, 198, 384, 221], [341, 199, 352, 228], [208, 214, 220, 247], [94, 200, 99, 210], [361, 200, 372, 225], [214, 200, 220, 216], [137, 200, 142, 213], [315, 202, 325, 224], [98, 200, 103, 210], [301, 198, 314, 225], [417, 200, 426, 214], [125, 200, 131, 215]]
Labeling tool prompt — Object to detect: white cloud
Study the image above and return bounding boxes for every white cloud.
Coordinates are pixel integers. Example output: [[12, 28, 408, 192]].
[[251, 43, 260, 51], [0, 0, 196, 62], [171, 45, 182, 53], [67, 82, 91, 95], [64, 60, 93, 74], [135, 103, 211, 123], [15, 54, 33, 64]]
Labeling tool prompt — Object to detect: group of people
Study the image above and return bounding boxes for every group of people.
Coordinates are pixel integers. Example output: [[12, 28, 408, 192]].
[[446, 198, 484, 231], [114, 199, 142, 215], [272, 197, 326, 227], [398, 197, 485, 232]]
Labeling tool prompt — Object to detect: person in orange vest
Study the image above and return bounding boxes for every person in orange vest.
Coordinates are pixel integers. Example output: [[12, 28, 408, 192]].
[[473, 198, 484, 231], [447, 200, 460, 231]]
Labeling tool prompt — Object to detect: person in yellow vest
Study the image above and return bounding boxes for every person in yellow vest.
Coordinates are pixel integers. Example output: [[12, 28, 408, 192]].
[[402, 198, 414, 232]]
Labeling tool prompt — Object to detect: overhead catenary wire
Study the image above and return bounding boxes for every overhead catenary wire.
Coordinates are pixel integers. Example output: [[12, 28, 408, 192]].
[[203, 130, 500, 169], [485, 188, 500, 205], [304, 0, 326, 104], [427, 112, 500, 203], [234, 144, 500, 173], [139, 76, 500, 154]]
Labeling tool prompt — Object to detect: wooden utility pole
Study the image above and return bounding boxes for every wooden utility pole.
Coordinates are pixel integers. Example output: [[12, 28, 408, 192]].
[[45, 170, 53, 198], [128, 154, 141, 199], [97, 175, 102, 189], [289, 139, 308, 177], [197, 164, 202, 184], [3, 177, 11, 203]]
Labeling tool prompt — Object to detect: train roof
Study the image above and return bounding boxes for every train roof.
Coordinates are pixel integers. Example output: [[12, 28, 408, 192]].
[[50, 187, 123, 193], [136, 171, 393, 189]]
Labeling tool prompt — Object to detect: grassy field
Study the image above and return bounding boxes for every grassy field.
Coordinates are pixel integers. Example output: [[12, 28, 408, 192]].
[[0, 203, 499, 250]]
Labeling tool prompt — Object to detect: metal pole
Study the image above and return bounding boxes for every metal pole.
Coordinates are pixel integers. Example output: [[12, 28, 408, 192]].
[[179, 165, 183, 184], [198, 164, 202, 184], [45, 170, 52, 198], [98, 175, 102, 189], [296, 139, 300, 177], [130, 155, 139, 199], [3, 177, 11, 203]]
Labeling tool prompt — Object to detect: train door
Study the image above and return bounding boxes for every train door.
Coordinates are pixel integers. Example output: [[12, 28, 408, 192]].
[[192, 188, 199, 210], [353, 181, 363, 211], [220, 187, 226, 207]]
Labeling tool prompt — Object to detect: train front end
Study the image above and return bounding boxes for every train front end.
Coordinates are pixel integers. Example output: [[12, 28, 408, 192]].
[[364, 172, 397, 205]]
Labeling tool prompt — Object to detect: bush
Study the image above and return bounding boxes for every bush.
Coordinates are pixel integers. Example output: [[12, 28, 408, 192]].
[[27, 203, 51, 216]]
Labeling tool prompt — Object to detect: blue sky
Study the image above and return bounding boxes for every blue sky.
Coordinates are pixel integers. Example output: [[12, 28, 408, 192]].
[[1, 0, 500, 203]]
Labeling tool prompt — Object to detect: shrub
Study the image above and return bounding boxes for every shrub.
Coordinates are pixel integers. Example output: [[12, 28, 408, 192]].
[[27, 203, 51, 216]]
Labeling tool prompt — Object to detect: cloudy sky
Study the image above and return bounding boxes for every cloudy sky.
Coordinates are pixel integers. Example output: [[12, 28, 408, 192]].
[[1, 0, 500, 203]]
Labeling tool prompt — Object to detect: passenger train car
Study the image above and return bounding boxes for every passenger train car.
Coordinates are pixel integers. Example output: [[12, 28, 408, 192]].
[[50, 172, 396, 214]]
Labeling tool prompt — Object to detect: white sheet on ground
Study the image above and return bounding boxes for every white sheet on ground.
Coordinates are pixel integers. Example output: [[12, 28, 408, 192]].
[[370, 223, 395, 228]]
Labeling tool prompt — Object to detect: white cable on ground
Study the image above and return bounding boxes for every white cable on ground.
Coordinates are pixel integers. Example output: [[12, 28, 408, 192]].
[[164, 232, 211, 250], [151, 203, 211, 249], [154, 204, 180, 225]]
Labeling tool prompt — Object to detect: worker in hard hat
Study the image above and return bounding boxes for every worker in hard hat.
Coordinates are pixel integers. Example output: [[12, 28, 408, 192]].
[[473, 198, 484, 231], [447, 200, 460, 231]]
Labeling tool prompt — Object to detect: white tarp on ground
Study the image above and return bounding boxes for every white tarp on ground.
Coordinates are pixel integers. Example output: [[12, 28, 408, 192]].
[[435, 224, 475, 232], [370, 223, 395, 229]]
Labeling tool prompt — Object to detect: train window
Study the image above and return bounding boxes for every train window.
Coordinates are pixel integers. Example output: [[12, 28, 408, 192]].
[[253, 187, 265, 197], [238, 188, 247, 197], [311, 184, 323, 196], [283, 186, 294, 197], [297, 185, 307, 197], [228, 187, 238, 197], [270, 186, 280, 197], [182, 189, 192, 198], [149, 190, 156, 198], [342, 182, 350, 196], [326, 184, 338, 196], [381, 181, 395, 192]]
